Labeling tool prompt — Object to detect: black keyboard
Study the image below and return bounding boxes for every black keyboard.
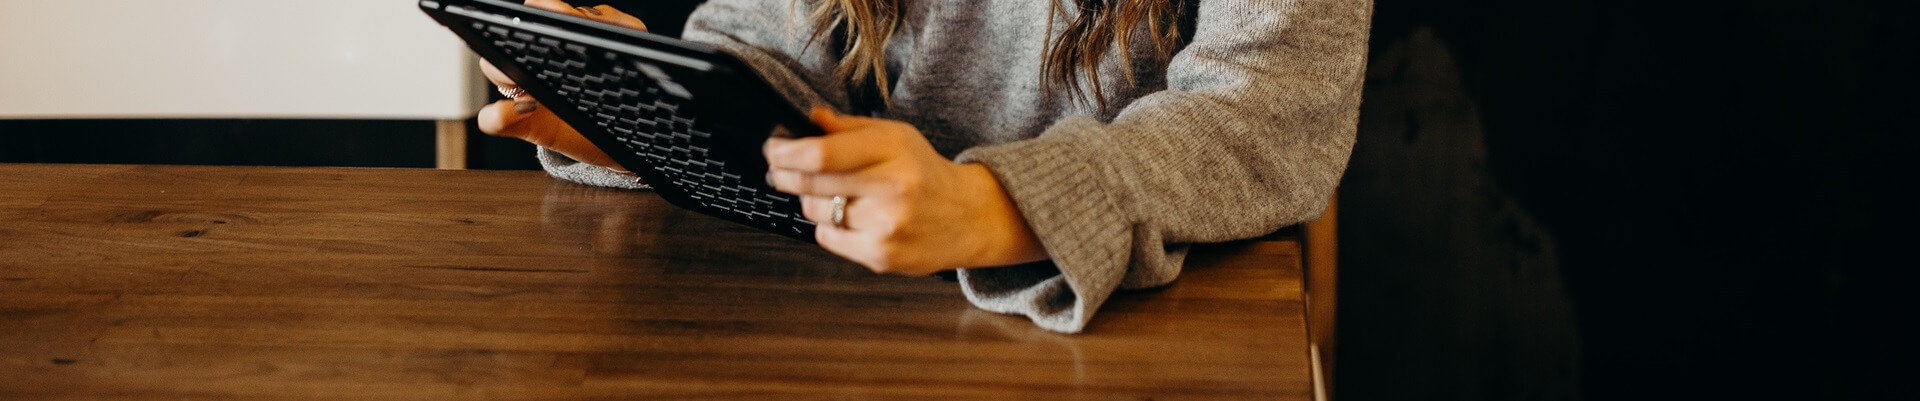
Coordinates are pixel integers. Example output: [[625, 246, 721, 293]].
[[473, 21, 816, 236]]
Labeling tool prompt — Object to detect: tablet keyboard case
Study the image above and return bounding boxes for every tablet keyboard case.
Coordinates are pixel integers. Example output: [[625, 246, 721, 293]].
[[422, 0, 824, 241]]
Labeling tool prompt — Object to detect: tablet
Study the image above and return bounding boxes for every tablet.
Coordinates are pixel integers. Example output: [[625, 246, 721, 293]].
[[420, 0, 825, 241]]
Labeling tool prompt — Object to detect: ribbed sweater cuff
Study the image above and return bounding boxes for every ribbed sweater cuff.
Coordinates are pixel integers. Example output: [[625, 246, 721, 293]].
[[536, 148, 650, 190], [953, 120, 1133, 333]]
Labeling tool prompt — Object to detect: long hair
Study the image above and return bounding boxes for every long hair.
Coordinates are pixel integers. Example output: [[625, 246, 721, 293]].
[[805, 0, 1185, 108]]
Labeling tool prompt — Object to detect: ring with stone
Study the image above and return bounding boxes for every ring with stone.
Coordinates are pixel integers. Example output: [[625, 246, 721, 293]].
[[830, 195, 849, 229], [497, 85, 527, 99]]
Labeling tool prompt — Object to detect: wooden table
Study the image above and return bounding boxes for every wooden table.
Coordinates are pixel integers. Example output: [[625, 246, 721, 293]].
[[0, 164, 1313, 400]]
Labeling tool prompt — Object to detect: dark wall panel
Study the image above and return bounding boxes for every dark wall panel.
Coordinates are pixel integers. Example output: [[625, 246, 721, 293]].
[[0, 119, 439, 168]]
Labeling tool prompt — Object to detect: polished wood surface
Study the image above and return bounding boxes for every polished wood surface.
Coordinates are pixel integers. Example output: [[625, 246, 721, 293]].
[[0, 164, 1311, 400], [1305, 192, 1339, 397]]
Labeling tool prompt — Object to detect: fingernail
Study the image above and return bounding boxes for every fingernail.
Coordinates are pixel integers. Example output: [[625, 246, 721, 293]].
[[765, 171, 776, 187], [577, 6, 602, 15], [513, 99, 539, 114]]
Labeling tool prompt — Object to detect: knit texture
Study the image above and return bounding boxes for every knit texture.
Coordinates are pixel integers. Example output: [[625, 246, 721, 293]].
[[542, 0, 1372, 332]]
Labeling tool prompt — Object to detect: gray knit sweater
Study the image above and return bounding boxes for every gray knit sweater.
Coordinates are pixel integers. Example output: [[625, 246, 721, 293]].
[[540, 0, 1372, 332]]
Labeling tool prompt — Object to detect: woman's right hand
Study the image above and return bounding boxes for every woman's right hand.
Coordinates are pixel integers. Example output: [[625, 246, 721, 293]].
[[476, 0, 649, 171]]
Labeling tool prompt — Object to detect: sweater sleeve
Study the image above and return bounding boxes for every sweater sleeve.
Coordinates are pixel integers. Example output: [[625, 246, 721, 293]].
[[951, 0, 1373, 332], [541, 0, 845, 187]]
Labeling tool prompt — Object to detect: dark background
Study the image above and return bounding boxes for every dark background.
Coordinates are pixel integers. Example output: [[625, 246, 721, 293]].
[[1, 1, 1907, 400], [1340, 0, 1909, 400]]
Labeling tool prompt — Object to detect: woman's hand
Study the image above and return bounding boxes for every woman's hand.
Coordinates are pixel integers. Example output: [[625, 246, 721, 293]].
[[765, 108, 1049, 275], [475, 0, 648, 171]]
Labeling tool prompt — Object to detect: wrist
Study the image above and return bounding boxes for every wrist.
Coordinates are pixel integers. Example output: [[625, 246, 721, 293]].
[[957, 163, 1048, 268]]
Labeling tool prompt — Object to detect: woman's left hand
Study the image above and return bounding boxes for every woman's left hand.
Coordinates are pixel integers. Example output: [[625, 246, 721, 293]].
[[765, 108, 1048, 275]]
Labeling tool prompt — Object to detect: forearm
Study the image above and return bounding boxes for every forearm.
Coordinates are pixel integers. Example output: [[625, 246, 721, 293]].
[[951, 0, 1372, 333]]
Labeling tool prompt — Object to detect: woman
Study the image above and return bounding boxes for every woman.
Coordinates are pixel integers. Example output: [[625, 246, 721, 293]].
[[480, 0, 1370, 332]]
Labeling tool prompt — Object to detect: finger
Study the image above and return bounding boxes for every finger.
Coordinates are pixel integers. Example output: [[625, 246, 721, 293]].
[[524, 0, 649, 32], [764, 134, 891, 173], [814, 220, 862, 258], [524, 0, 583, 15], [767, 168, 890, 197], [480, 59, 518, 91], [478, 99, 624, 169], [809, 106, 880, 132], [800, 194, 888, 239], [580, 5, 648, 31], [477, 99, 539, 137], [803, 195, 928, 275], [813, 222, 920, 275], [811, 205, 868, 256], [764, 107, 896, 172], [799, 194, 831, 224]]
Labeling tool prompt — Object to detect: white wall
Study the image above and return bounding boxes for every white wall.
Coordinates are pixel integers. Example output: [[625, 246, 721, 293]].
[[0, 0, 483, 120]]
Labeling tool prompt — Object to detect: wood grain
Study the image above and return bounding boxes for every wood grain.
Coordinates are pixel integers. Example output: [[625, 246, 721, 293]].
[[0, 164, 1310, 400]]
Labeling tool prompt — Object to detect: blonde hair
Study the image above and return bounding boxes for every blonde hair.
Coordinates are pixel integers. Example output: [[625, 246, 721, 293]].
[[805, 0, 1185, 108]]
